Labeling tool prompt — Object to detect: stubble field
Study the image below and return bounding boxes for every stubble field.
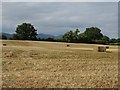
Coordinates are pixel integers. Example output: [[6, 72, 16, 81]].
[[1, 40, 118, 88]]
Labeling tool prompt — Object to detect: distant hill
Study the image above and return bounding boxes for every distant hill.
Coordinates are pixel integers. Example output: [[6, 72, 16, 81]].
[[37, 33, 54, 39], [37, 33, 62, 39], [0, 32, 63, 39], [0, 33, 13, 38], [54, 35, 63, 39]]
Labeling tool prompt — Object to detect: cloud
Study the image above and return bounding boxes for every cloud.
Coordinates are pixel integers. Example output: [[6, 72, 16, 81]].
[[2, 0, 120, 2], [2, 2, 118, 38]]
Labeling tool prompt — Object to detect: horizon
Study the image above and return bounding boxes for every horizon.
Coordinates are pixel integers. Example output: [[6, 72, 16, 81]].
[[2, 2, 118, 38], [1, 30, 119, 39]]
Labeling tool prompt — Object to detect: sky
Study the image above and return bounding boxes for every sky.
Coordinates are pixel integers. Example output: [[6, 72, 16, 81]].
[[1, 2, 119, 38], [1, 0, 120, 2]]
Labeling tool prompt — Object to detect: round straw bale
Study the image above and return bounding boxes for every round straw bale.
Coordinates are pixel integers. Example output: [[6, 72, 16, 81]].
[[3, 43, 7, 46], [106, 46, 109, 49], [94, 45, 106, 52], [67, 44, 70, 47]]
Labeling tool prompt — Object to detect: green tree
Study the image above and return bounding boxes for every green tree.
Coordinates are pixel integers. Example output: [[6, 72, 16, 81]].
[[61, 30, 74, 42], [61, 29, 80, 42], [109, 38, 117, 43], [84, 27, 103, 41], [78, 33, 92, 43], [101, 35, 110, 44], [101, 35, 109, 41], [13, 23, 37, 40], [73, 29, 80, 41], [94, 35, 110, 44]]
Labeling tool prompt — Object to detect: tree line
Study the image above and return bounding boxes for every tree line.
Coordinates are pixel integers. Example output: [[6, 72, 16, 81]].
[[1, 23, 120, 45]]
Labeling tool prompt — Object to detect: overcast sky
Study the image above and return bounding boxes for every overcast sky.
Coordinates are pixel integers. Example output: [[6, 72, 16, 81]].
[[2, 0, 120, 2], [2, 2, 118, 38]]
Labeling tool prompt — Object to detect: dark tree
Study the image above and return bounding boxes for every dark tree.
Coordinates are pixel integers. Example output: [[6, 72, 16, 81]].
[[117, 38, 120, 42], [73, 29, 80, 41], [78, 33, 92, 43], [0, 34, 7, 39], [109, 38, 117, 43], [101, 35, 110, 44], [84, 27, 103, 40], [13, 23, 37, 40], [46, 38, 56, 42]]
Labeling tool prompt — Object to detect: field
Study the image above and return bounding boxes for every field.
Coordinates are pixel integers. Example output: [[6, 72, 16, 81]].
[[1, 40, 119, 88]]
